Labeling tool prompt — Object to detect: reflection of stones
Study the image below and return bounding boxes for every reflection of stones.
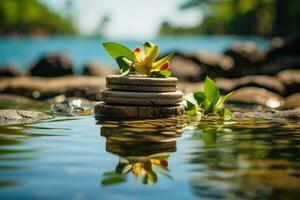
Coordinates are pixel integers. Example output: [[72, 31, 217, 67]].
[[106, 140, 176, 159], [98, 118, 184, 158], [99, 118, 185, 185]]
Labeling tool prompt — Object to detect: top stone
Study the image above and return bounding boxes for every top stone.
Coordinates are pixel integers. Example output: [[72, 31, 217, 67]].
[[106, 75, 178, 86]]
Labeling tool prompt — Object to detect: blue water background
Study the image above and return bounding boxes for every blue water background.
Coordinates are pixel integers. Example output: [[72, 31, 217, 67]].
[[0, 36, 268, 74]]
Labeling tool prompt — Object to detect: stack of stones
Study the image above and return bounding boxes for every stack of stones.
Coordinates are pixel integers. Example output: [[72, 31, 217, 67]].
[[94, 75, 185, 119]]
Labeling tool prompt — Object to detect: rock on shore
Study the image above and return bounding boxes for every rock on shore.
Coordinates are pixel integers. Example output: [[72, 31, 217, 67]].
[[0, 110, 50, 125]]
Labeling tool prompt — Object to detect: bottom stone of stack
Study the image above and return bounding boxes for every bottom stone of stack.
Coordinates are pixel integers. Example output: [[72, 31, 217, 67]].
[[94, 102, 185, 119]]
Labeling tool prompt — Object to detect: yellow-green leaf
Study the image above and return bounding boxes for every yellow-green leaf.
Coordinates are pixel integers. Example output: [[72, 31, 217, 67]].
[[152, 52, 174, 71]]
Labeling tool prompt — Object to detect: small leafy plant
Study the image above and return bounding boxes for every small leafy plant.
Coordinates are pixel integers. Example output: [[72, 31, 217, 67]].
[[102, 41, 174, 77], [184, 76, 233, 117]]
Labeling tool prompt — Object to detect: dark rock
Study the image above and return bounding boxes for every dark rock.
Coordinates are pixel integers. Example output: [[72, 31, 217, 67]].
[[83, 61, 117, 76], [284, 93, 300, 109], [170, 53, 202, 82], [215, 75, 285, 95], [0, 64, 23, 77], [0, 110, 50, 125], [29, 53, 73, 77], [266, 109, 300, 121], [167, 51, 234, 82], [0, 76, 106, 101], [224, 42, 265, 69], [277, 69, 300, 96], [266, 37, 300, 60], [0, 94, 37, 104], [227, 87, 284, 108], [191, 51, 234, 79], [177, 81, 203, 94]]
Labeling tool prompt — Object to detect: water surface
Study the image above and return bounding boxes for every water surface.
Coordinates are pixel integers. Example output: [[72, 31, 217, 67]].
[[0, 112, 300, 199]]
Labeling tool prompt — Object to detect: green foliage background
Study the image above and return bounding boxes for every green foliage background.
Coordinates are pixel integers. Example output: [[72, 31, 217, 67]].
[[0, 0, 76, 35], [160, 0, 300, 37]]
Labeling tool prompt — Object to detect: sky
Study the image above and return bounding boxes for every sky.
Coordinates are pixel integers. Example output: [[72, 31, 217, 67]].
[[39, 0, 202, 39]]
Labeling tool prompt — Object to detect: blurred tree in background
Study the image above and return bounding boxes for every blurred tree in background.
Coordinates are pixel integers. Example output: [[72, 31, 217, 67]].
[[0, 0, 77, 35], [160, 0, 300, 37]]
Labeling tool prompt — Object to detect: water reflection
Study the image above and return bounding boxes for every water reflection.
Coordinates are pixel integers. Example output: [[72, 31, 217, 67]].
[[0, 118, 73, 189], [187, 117, 300, 199], [97, 117, 186, 186]]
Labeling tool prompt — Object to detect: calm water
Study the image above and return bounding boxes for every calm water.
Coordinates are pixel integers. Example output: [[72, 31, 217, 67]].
[[0, 36, 268, 74], [0, 111, 300, 199]]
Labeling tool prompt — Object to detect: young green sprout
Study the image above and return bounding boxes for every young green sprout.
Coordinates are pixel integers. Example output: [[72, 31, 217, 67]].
[[102, 41, 174, 77], [184, 76, 234, 117]]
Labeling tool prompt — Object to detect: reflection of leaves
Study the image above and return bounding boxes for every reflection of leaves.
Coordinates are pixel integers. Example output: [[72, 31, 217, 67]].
[[203, 128, 217, 147], [192, 118, 234, 147], [101, 171, 127, 186], [143, 169, 158, 184], [158, 171, 173, 179], [101, 155, 172, 186]]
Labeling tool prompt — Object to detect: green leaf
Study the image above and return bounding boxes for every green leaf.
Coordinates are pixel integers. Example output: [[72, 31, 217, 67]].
[[193, 92, 205, 105], [204, 76, 220, 107], [214, 91, 234, 110], [116, 57, 135, 76], [184, 94, 198, 109], [200, 98, 211, 113], [151, 70, 172, 78], [103, 42, 134, 61]]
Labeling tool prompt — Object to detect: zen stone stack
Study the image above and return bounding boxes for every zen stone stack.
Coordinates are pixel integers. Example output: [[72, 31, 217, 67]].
[[94, 75, 185, 119]]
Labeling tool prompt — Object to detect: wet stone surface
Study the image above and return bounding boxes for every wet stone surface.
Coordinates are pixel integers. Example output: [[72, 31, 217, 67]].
[[95, 103, 185, 119], [106, 75, 178, 86], [106, 83, 177, 92], [0, 109, 50, 125]]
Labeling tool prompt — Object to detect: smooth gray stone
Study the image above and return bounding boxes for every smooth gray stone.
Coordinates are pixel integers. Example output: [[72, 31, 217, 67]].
[[101, 89, 183, 99], [94, 103, 185, 119], [106, 75, 178, 86], [100, 96, 182, 106], [106, 83, 177, 92], [0, 110, 51, 125]]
